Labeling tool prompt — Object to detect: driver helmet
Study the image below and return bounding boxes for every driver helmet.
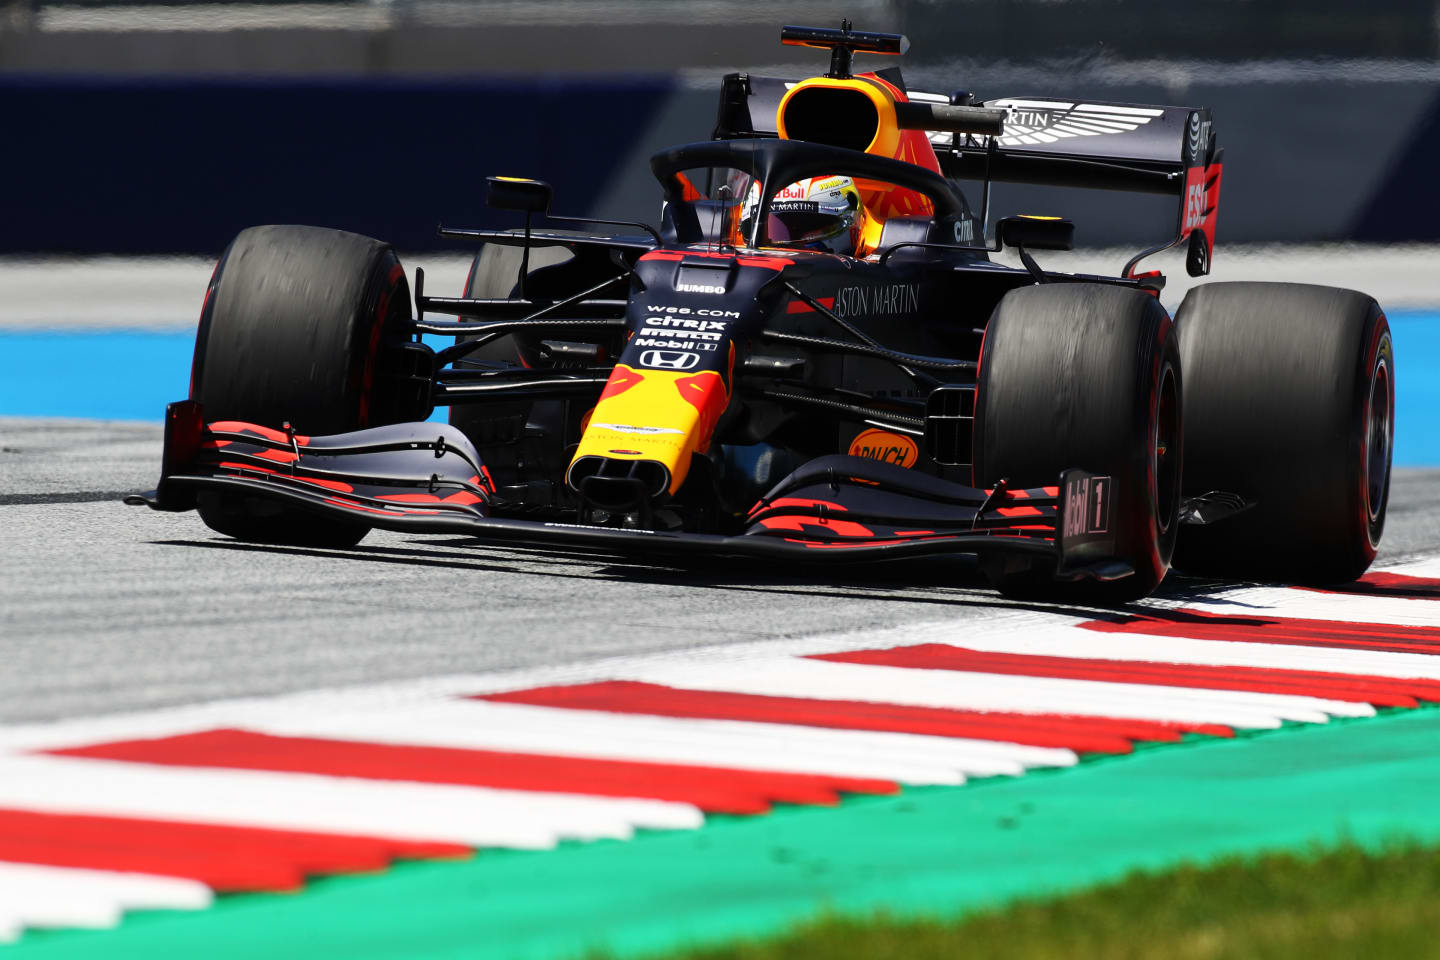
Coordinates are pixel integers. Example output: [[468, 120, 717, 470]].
[[742, 175, 865, 255]]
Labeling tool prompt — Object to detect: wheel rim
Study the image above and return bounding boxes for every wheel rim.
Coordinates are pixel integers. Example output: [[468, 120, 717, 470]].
[[1153, 363, 1180, 534], [1365, 349, 1392, 525]]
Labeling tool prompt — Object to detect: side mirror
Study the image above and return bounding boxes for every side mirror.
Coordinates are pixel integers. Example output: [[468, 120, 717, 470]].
[[997, 215, 1074, 251], [487, 176, 553, 215]]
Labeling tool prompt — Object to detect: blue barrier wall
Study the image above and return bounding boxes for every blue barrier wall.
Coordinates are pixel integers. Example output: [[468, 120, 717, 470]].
[[0, 75, 675, 255], [3, 74, 1438, 254], [1353, 91, 1440, 242], [6, 313, 1438, 463]]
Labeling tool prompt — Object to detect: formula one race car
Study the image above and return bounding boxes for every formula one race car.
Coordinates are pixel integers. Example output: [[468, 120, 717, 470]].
[[131, 22, 1394, 601]]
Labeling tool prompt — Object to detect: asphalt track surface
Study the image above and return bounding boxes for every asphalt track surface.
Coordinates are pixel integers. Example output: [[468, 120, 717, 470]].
[[4, 248, 1438, 727], [3, 415, 1440, 726]]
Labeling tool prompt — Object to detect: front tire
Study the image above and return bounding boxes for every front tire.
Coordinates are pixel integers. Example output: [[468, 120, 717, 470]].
[[191, 224, 415, 547], [1175, 281, 1392, 583], [974, 283, 1182, 602]]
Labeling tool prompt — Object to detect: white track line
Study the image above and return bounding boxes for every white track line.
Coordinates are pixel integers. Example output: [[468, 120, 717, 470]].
[[0, 899, 117, 932], [1, 576, 1433, 761], [0, 756, 700, 847], [1171, 589, 1440, 627], [2, 596, 1416, 760], [249, 702, 964, 784], [614, 658, 1365, 728], [0, 862, 210, 932], [900, 619, 1440, 681], [247, 700, 1080, 779]]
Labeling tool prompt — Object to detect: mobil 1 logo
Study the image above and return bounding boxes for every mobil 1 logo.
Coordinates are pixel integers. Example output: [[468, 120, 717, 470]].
[[1060, 470, 1113, 557], [1063, 472, 1111, 537]]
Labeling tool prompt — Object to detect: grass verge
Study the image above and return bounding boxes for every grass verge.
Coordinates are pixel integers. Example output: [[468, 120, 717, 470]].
[[631, 843, 1440, 960]]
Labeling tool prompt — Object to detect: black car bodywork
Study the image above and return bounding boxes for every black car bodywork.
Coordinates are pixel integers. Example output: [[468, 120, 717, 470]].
[[133, 24, 1233, 591]]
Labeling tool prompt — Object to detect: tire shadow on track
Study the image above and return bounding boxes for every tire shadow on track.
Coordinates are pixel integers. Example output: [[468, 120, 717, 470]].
[[149, 535, 1251, 624], [149, 536, 1121, 622]]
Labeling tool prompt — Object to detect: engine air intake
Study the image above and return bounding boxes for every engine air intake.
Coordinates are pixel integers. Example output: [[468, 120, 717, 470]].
[[776, 77, 898, 158], [779, 86, 881, 152]]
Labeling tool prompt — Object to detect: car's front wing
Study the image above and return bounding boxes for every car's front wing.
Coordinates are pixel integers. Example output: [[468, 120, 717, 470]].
[[127, 401, 1128, 580]]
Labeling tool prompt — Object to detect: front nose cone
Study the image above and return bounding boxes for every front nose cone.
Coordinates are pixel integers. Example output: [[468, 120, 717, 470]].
[[568, 362, 730, 500], [567, 455, 671, 503]]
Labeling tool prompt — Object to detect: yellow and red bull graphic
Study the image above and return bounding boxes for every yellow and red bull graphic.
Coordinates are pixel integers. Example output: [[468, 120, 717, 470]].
[[568, 250, 783, 498], [568, 361, 731, 496]]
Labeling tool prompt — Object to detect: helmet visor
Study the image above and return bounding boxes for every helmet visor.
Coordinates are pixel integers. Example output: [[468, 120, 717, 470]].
[[767, 201, 852, 247]]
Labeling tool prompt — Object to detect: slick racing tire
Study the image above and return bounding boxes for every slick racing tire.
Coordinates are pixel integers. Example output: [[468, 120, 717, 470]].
[[1174, 282, 1393, 584], [191, 224, 415, 548], [974, 283, 1181, 603]]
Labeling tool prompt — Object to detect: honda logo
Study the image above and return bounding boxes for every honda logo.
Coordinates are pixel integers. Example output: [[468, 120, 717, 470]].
[[640, 349, 699, 370]]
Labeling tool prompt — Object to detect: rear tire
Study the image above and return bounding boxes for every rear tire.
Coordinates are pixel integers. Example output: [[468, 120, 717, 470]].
[[1174, 281, 1392, 583], [974, 283, 1182, 603], [191, 224, 415, 547]]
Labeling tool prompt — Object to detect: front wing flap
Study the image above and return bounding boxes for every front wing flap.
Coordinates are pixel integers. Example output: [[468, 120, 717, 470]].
[[744, 455, 1058, 547], [130, 401, 494, 521], [131, 402, 1124, 576]]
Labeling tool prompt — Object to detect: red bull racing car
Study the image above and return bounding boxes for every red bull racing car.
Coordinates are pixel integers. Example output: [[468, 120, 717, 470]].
[[131, 23, 1395, 601]]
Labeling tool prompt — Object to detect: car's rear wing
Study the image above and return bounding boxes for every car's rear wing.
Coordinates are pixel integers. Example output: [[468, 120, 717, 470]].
[[714, 74, 1223, 277]]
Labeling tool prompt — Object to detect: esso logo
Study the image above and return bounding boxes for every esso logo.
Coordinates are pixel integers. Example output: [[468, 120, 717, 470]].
[[1184, 183, 1206, 231], [640, 349, 699, 370]]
